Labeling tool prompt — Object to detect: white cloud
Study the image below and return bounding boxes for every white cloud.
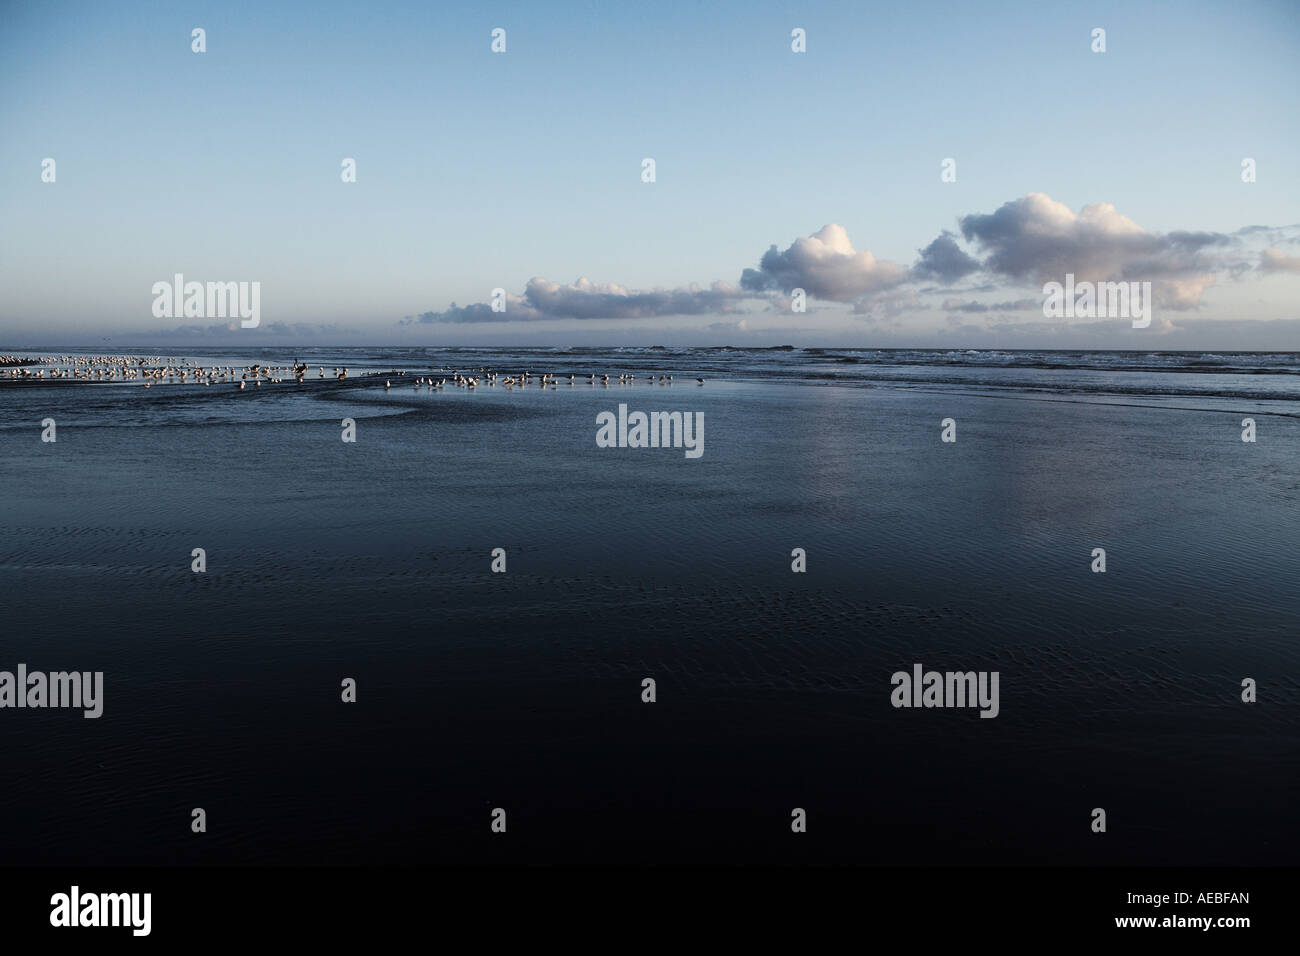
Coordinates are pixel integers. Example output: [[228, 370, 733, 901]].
[[740, 224, 908, 301]]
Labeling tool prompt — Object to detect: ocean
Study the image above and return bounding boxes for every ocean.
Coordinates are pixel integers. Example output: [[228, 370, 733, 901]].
[[1, 346, 1297, 864]]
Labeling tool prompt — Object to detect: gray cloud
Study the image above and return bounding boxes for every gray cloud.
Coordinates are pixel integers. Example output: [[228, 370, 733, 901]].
[[912, 231, 981, 282], [852, 286, 919, 321], [146, 321, 345, 338], [404, 202, 1299, 327], [1236, 224, 1300, 245], [411, 223, 907, 323], [951, 193, 1234, 309], [406, 277, 753, 324], [1260, 248, 1300, 273], [940, 297, 1038, 313], [957, 194, 1230, 279]]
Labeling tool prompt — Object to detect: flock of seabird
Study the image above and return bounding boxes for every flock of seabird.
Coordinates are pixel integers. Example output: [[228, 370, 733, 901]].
[[384, 369, 703, 390], [2, 355, 357, 387], [2, 355, 707, 391]]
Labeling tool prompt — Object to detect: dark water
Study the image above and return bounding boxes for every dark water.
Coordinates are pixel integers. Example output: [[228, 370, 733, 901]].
[[1, 347, 1297, 864]]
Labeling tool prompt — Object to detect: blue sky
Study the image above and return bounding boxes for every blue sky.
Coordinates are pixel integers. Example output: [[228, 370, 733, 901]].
[[1, 0, 1297, 347]]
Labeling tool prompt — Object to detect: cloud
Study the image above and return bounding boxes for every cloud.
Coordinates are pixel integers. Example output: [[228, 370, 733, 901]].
[[852, 286, 919, 321], [406, 277, 754, 323], [526, 277, 748, 318], [150, 322, 242, 336], [707, 318, 749, 332], [148, 321, 343, 337], [940, 297, 1038, 313], [410, 223, 906, 323], [1260, 248, 1300, 273], [1157, 275, 1217, 309], [952, 193, 1228, 309], [403, 202, 1299, 328], [913, 231, 981, 282], [739, 223, 907, 301], [263, 322, 347, 336], [404, 303, 510, 324], [1236, 224, 1300, 245]]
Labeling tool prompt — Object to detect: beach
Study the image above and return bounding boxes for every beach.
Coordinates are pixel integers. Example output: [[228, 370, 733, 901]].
[[1, 346, 1297, 864]]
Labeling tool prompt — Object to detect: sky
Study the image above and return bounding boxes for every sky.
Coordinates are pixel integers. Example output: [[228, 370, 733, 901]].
[[1, 0, 1298, 348]]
